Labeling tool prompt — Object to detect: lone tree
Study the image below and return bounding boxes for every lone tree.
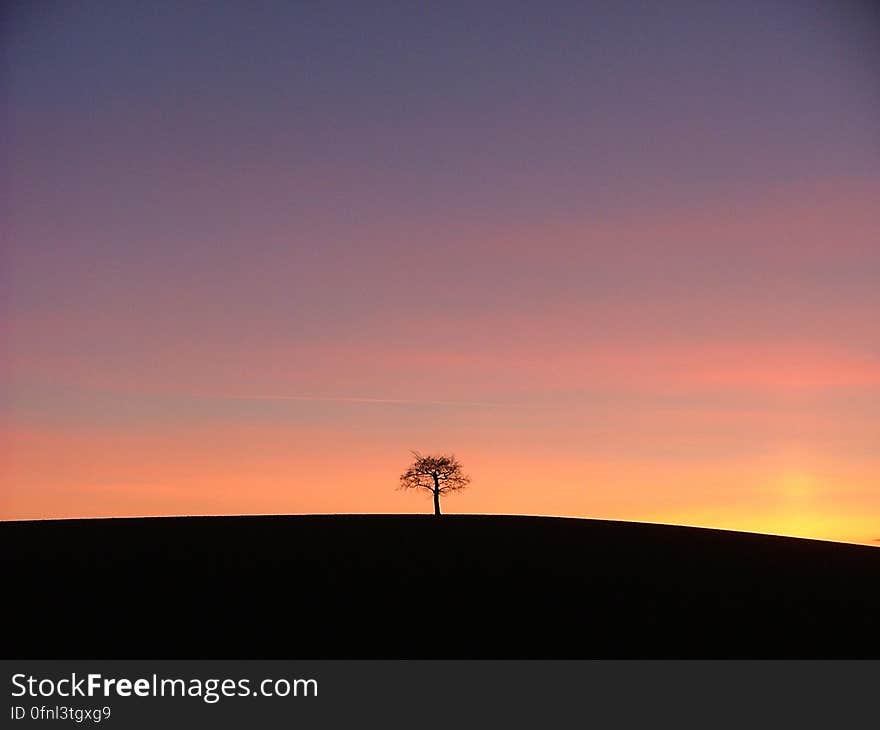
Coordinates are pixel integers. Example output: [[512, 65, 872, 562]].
[[398, 451, 470, 516]]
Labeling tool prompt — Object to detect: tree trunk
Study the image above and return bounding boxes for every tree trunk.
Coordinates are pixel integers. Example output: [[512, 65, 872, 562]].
[[431, 474, 442, 516]]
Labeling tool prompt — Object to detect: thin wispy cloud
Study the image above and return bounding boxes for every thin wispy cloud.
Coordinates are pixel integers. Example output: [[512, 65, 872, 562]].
[[211, 394, 540, 409]]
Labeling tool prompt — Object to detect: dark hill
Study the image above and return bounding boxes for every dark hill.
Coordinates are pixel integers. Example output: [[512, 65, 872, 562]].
[[3, 515, 878, 658]]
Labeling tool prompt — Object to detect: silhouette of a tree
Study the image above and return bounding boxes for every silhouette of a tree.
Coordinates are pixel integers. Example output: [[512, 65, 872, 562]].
[[398, 451, 470, 516]]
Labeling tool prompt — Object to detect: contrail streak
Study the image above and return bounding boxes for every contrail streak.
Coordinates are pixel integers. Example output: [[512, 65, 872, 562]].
[[211, 394, 538, 409]]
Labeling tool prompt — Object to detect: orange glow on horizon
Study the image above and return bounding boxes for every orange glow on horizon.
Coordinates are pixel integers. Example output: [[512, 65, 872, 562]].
[[3, 419, 878, 546]]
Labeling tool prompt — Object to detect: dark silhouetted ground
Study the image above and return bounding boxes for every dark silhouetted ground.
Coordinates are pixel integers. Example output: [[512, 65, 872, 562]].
[[3, 515, 878, 657]]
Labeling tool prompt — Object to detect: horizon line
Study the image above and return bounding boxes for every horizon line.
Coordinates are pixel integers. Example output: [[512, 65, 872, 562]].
[[1, 511, 877, 548]]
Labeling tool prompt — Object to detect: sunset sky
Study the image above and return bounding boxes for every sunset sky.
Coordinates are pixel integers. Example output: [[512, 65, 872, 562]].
[[3, 1, 879, 544]]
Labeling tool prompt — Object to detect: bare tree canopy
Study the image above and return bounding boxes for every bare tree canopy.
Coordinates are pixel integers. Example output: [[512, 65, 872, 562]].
[[398, 451, 470, 516]]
